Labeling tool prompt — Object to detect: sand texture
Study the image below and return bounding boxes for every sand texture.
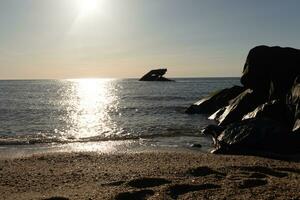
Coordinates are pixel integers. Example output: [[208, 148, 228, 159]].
[[0, 151, 300, 200]]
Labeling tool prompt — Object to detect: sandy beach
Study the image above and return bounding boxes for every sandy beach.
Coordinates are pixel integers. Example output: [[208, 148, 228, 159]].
[[1, 150, 300, 200]]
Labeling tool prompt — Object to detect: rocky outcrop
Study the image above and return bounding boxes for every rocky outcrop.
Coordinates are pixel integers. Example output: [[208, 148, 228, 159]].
[[213, 89, 266, 126], [241, 46, 300, 100], [287, 77, 300, 132], [203, 118, 298, 154], [139, 69, 173, 81], [187, 45, 300, 155], [292, 121, 300, 132], [242, 100, 294, 129], [185, 86, 245, 114]]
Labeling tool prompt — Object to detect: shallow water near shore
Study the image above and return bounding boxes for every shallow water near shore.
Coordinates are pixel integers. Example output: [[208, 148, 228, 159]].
[[0, 78, 239, 157], [0, 136, 214, 159]]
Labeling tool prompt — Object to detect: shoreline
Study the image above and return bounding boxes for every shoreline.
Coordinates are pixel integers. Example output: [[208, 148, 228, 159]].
[[1, 150, 300, 200], [0, 136, 213, 160]]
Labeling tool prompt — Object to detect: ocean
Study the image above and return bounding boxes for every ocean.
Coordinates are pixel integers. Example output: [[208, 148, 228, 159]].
[[0, 78, 240, 157]]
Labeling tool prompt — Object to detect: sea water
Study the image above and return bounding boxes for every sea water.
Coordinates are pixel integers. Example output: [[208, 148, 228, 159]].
[[0, 78, 240, 157]]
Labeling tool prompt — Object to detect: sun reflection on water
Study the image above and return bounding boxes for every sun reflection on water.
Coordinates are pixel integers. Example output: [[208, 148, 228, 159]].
[[65, 79, 118, 139]]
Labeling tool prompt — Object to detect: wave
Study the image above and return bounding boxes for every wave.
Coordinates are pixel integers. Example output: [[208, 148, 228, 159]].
[[125, 96, 193, 101], [0, 131, 204, 146]]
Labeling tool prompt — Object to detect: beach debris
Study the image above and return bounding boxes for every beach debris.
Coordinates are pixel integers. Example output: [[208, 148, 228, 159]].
[[139, 68, 173, 81], [188, 45, 300, 154]]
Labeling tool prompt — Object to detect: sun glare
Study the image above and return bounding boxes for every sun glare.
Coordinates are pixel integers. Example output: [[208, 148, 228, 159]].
[[65, 79, 118, 139], [78, 0, 99, 16]]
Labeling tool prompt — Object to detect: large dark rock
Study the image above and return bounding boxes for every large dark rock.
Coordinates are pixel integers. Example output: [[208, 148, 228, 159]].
[[201, 124, 225, 140], [294, 120, 300, 133], [189, 45, 300, 155], [241, 45, 300, 100], [214, 89, 267, 126], [287, 77, 300, 132], [242, 100, 294, 129], [139, 68, 173, 81], [185, 86, 245, 114], [203, 118, 295, 154], [208, 107, 226, 121]]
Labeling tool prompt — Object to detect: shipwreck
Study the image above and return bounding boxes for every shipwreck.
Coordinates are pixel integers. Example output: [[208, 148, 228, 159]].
[[139, 68, 173, 81]]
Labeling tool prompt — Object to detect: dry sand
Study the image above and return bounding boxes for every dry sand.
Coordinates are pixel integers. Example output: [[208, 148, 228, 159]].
[[0, 150, 300, 200]]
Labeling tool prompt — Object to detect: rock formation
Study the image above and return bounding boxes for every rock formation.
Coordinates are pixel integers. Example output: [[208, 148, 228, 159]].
[[139, 69, 173, 81], [187, 45, 300, 154], [212, 89, 267, 126], [185, 86, 245, 114], [241, 46, 300, 100]]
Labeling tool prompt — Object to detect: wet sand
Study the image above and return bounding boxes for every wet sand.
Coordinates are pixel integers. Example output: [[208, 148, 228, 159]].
[[1, 151, 300, 200]]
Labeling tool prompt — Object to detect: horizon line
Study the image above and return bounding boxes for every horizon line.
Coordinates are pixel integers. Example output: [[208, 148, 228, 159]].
[[0, 76, 241, 81]]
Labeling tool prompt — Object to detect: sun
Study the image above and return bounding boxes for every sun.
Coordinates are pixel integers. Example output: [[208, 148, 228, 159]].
[[78, 0, 99, 16]]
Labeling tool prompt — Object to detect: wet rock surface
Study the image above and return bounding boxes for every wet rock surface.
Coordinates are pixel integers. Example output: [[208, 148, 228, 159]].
[[187, 45, 300, 154], [216, 89, 266, 126], [242, 100, 294, 128], [205, 118, 292, 154], [288, 77, 300, 132], [185, 86, 245, 114]]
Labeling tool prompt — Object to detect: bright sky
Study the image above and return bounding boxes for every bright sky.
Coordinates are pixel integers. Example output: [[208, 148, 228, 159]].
[[0, 0, 300, 79]]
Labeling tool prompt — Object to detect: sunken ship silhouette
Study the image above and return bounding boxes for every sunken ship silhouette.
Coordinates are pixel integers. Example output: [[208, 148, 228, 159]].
[[139, 68, 173, 81]]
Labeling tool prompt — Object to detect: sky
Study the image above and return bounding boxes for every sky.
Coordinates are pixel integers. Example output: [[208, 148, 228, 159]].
[[0, 0, 300, 79]]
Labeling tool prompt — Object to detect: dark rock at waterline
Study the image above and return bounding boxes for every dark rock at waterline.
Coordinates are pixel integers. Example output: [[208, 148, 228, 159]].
[[203, 118, 294, 154], [185, 86, 245, 114], [241, 45, 300, 100], [208, 107, 226, 121], [288, 76, 300, 105], [139, 68, 173, 81], [187, 45, 300, 155], [293, 120, 300, 133], [242, 100, 294, 129], [191, 143, 202, 148], [214, 89, 267, 126], [201, 124, 224, 139], [287, 77, 300, 132]]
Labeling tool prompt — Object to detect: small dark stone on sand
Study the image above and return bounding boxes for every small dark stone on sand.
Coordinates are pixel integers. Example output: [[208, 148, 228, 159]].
[[191, 143, 202, 148]]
